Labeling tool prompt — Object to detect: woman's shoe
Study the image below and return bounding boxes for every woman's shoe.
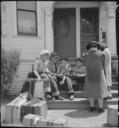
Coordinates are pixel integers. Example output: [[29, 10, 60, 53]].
[[97, 108, 105, 113], [103, 96, 112, 100], [89, 107, 96, 112]]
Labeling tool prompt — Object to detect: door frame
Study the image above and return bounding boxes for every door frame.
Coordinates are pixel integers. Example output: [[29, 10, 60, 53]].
[[54, 2, 100, 57]]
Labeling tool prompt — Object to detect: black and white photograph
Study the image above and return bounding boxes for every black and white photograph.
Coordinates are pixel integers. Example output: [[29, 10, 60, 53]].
[[1, 1, 119, 127]]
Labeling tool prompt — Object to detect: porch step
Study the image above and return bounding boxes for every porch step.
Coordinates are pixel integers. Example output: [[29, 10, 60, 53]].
[[112, 75, 119, 82], [111, 82, 118, 90], [60, 90, 118, 98], [47, 98, 118, 109]]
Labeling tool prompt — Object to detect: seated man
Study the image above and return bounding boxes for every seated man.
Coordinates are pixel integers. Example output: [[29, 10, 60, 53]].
[[47, 53, 74, 100], [33, 50, 63, 100], [57, 57, 74, 100]]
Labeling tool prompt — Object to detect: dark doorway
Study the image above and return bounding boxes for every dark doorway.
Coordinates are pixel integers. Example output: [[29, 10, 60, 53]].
[[53, 8, 76, 57]]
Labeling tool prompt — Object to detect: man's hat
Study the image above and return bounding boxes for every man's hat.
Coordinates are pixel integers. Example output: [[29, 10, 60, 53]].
[[40, 50, 50, 56], [86, 41, 99, 50], [50, 52, 58, 57]]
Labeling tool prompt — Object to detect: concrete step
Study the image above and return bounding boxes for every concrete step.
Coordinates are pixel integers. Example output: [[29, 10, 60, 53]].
[[111, 82, 118, 90], [60, 90, 118, 98], [47, 98, 118, 109]]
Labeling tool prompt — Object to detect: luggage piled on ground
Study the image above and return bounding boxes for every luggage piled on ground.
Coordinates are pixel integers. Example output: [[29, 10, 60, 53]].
[[21, 98, 48, 121], [23, 113, 68, 127], [5, 79, 68, 127]]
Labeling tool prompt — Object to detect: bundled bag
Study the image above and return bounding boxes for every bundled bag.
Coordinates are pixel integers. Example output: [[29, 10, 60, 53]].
[[23, 114, 40, 127], [23, 113, 68, 127], [5, 92, 28, 124]]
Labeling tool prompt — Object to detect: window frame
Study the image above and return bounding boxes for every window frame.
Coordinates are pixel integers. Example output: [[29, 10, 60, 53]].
[[16, 2, 37, 36]]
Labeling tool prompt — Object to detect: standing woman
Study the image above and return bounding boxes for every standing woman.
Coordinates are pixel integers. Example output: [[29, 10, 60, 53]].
[[99, 43, 112, 99], [81, 41, 108, 113]]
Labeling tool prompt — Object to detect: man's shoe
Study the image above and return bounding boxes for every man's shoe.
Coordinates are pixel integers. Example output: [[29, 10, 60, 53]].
[[103, 97, 108, 100], [89, 107, 96, 112], [97, 108, 105, 113], [69, 94, 74, 100], [55, 95, 64, 100], [108, 96, 112, 99], [45, 94, 52, 100]]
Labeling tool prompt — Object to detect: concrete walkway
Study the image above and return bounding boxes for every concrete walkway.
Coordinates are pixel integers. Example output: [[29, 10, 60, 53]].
[[48, 109, 109, 127], [1, 98, 117, 127]]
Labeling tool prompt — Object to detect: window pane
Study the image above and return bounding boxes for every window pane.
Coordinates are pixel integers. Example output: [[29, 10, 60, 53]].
[[18, 10, 37, 35], [80, 8, 98, 34], [17, 1, 36, 11]]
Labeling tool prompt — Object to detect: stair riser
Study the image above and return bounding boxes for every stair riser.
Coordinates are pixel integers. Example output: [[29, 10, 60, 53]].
[[111, 85, 118, 90], [112, 77, 118, 82], [61, 92, 118, 98], [48, 101, 118, 109]]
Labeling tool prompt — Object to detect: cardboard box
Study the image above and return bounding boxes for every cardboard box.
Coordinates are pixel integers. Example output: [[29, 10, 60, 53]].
[[5, 94, 27, 124], [21, 99, 48, 122], [107, 105, 118, 126], [23, 114, 40, 127]]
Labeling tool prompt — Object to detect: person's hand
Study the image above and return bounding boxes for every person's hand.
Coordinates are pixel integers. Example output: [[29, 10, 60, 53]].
[[60, 80, 65, 86], [38, 77, 41, 80], [19, 93, 23, 97]]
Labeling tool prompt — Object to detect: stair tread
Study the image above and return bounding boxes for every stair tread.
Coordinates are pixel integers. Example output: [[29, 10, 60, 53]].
[[60, 90, 118, 93], [47, 97, 118, 103], [47, 98, 88, 103]]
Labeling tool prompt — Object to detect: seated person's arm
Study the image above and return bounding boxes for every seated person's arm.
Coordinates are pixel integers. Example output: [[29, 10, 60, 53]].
[[33, 61, 41, 80], [57, 65, 63, 76]]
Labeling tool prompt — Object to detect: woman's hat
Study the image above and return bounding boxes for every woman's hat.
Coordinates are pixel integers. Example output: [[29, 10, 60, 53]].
[[86, 41, 99, 50], [40, 50, 50, 56]]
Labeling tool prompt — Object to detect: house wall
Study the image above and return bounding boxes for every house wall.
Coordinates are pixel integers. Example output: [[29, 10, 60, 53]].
[[1, 1, 45, 94], [1, 1, 117, 95]]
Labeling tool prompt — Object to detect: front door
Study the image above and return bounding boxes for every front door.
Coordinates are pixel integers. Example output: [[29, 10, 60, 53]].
[[54, 8, 76, 57], [80, 8, 99, 54]]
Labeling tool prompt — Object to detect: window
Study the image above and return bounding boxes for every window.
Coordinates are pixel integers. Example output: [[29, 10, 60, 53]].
[[17, 1, 37, 36]]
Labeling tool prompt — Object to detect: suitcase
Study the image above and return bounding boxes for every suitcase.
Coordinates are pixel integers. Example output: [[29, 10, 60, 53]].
[[33, 80, 45, 100], [5, 94, 27, 124], [23, 114, 40, 127], [21, 99, 48, 122], [107, 105, 118, 126], [34, 100, 48, 118]]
